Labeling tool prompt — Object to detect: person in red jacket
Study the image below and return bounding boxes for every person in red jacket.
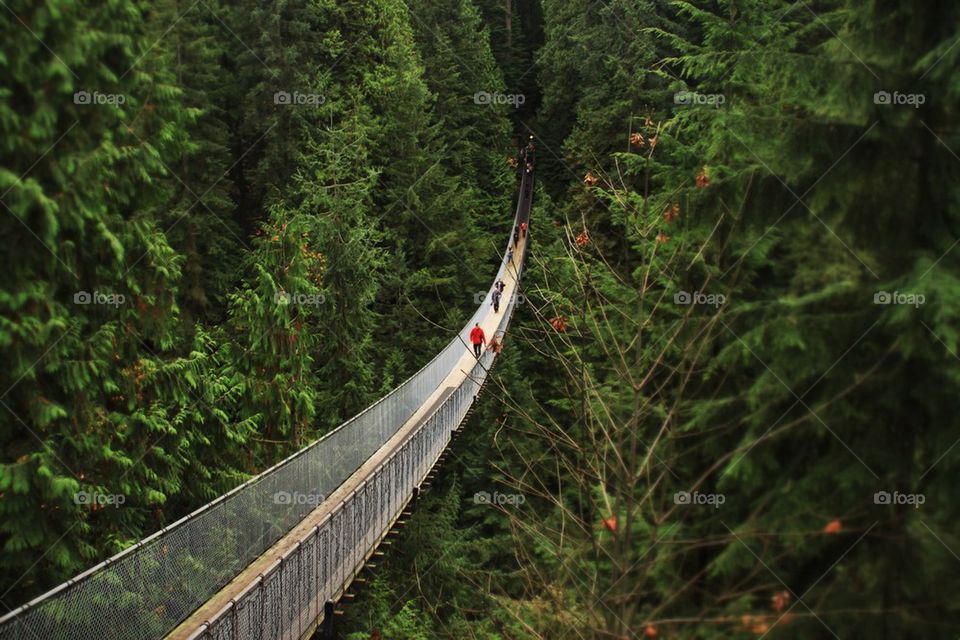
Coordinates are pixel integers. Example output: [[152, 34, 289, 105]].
[[469, 322, 486, 358]]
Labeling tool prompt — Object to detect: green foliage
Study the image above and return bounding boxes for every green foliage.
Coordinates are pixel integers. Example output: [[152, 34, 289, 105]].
[[4, 2, 954, 640], [0, 0, 198, 596], [0, 0, 514, 609], [490, 0, 960, 638]]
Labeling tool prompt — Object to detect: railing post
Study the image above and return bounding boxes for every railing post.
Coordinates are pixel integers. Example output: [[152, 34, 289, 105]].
[[321, 601, 335, 640]]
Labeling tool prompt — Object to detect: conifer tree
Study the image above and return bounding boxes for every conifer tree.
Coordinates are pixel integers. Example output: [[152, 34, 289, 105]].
[[485, 1, 960, 638], [150, 0, 242, 321], [292, 116, 384, 430], [0, 0, 202, 598]]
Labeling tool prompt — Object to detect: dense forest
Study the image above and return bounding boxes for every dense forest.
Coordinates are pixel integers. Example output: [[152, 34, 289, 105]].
[[1, 0, 958, 638]]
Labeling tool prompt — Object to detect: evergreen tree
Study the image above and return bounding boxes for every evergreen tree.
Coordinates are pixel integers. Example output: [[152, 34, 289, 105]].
[[0, 0, 202, 598], [292, 116, 384, 430], [477, 1, 960, 638], [370, 0, 515, 369], [150, 0, 242, 322]]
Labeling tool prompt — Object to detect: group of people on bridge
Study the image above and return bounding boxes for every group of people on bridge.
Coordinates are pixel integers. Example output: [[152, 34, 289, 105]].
[[470, 275, 509, 357], [522, 135, 536, 174], [468, 135, 536, 359]]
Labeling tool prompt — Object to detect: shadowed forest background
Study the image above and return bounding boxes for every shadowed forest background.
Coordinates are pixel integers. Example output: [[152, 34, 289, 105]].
[[1, 0, 959, 638]]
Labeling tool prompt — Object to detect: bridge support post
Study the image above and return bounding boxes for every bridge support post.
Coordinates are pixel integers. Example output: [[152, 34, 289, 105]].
[[321, 601, 335, 640]]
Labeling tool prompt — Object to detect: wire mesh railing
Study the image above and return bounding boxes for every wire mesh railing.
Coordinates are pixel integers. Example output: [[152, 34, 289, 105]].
[[0, 167, 533, 640]]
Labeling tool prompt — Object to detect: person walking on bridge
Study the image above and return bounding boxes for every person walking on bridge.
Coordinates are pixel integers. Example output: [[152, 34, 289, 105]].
[[521, 221, 528, 238], [492, 288, 502, 313], [513, 224, 520, 247], [470, 322, 486, 358]]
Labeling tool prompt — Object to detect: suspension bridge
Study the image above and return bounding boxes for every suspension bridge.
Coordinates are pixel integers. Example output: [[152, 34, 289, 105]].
[[0, 164, 535, 640]]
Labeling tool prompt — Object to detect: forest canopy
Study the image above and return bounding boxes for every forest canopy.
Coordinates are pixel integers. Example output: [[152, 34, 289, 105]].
[[1, 1, 958, 638]]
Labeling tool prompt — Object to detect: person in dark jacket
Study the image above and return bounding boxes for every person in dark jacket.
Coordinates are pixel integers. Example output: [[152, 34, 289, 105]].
[[492, 289, 502, 313], [469, 323, 486, 357]]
